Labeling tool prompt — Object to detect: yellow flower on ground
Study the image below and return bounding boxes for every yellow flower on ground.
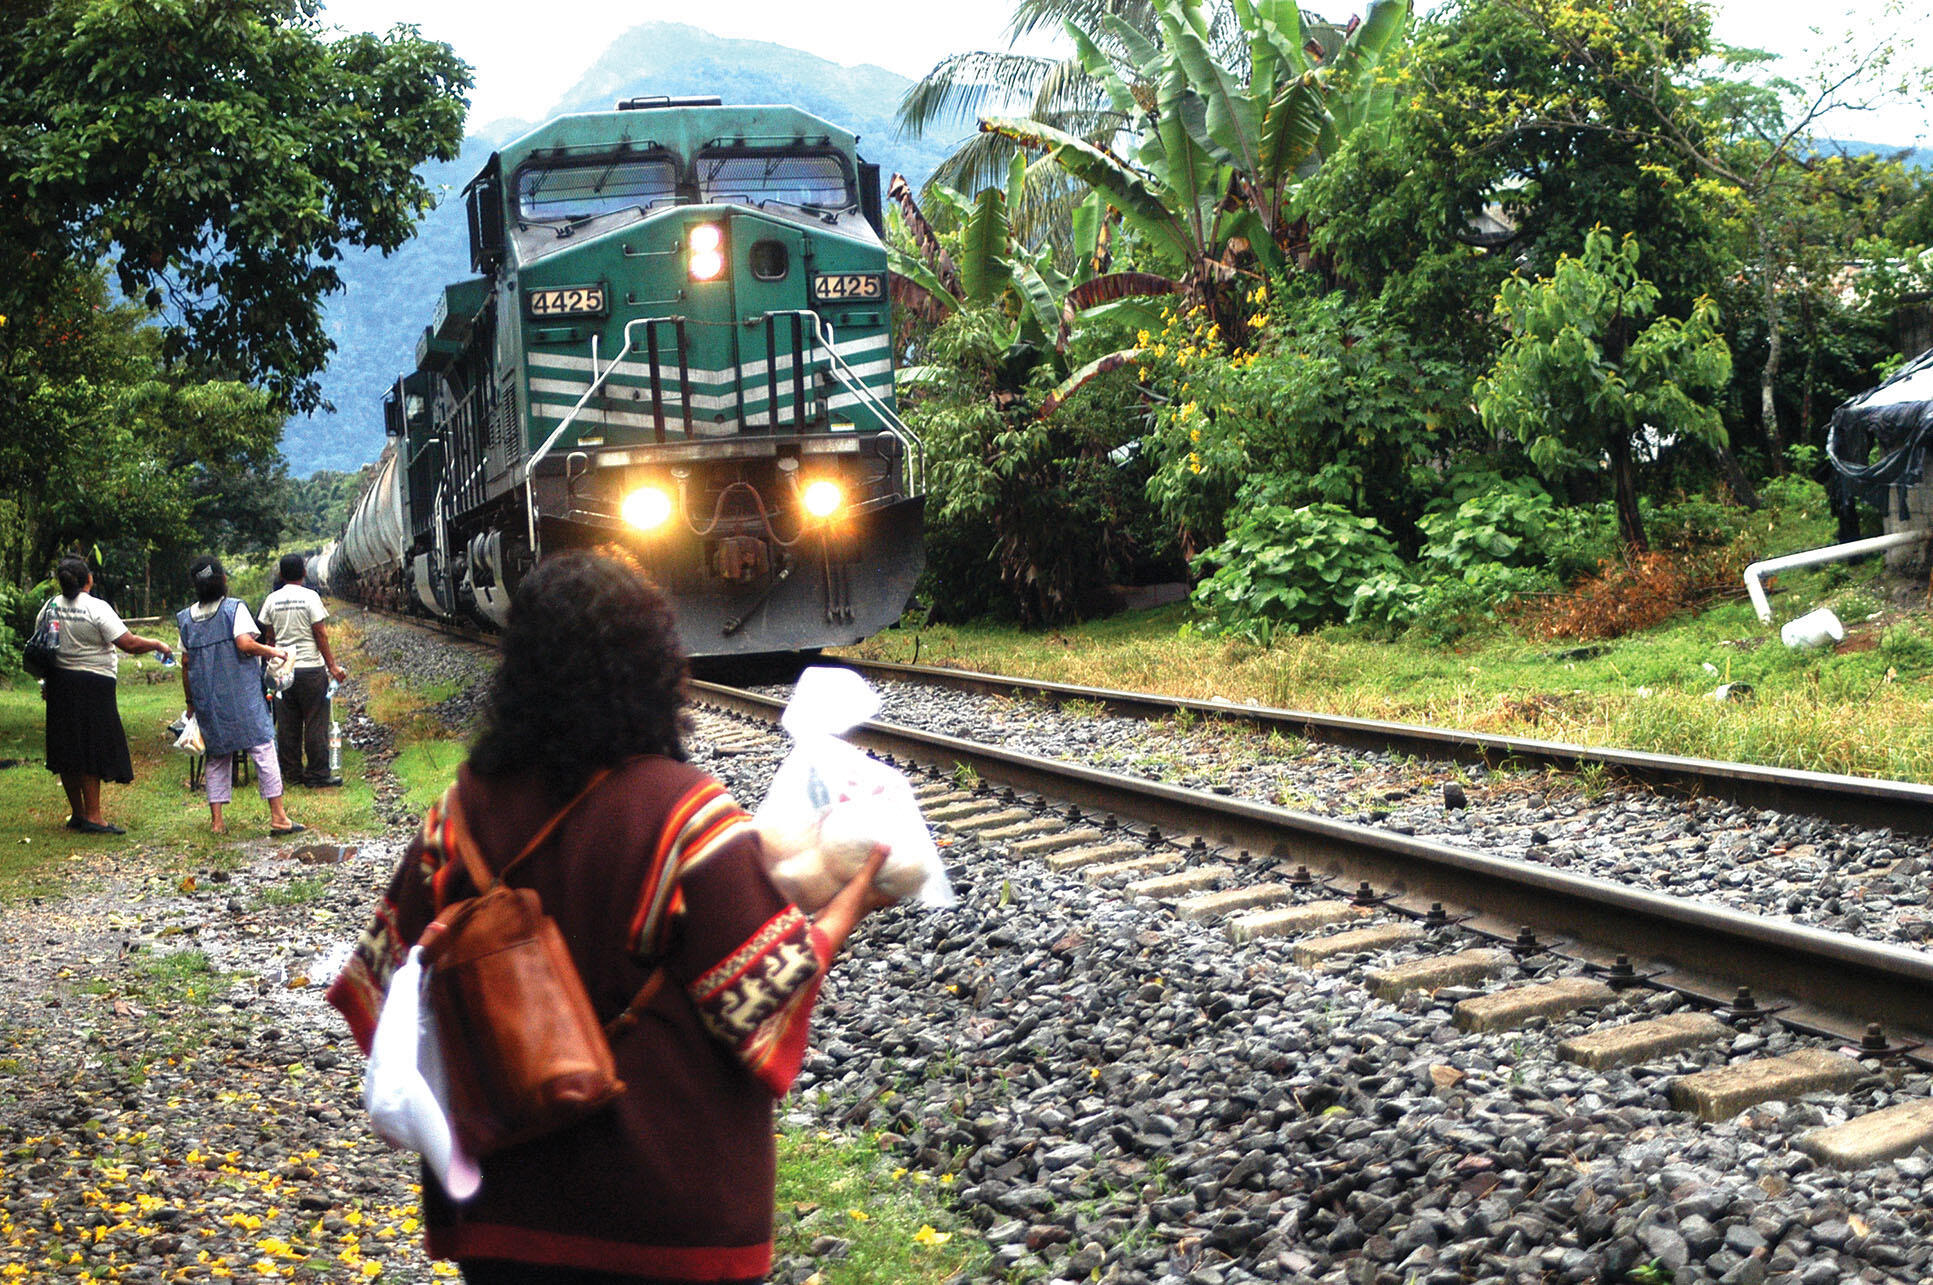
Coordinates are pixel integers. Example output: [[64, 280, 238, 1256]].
[[847, 1209, 870, 1223], [913, 1225, 952, 1247]]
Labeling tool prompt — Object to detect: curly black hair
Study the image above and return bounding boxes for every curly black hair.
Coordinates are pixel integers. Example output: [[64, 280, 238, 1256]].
[[468, 548, 690, 799]]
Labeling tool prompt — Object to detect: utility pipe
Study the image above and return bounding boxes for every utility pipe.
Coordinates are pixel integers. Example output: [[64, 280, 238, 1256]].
[[1744, 528, 1924, 624]]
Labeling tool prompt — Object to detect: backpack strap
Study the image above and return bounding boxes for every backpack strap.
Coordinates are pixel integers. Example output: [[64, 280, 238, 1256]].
[[442, 767, 614, 894], [437, 768, 663, 1039]]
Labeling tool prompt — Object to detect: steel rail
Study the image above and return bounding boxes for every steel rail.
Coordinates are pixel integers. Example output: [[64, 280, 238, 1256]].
[[694, 680, 1933, 1050], [838, 659, 1933, 837]]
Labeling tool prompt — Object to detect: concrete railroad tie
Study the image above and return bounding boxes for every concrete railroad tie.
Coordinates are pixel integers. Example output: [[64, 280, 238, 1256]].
[[1043, 842, 1148, 873], [1797, 1099, 1933, 1169], [1083, 854, 1184, 882], [1175, 883, 1297, 923], [1365, 948, 1511, 1000], [1557, 1013, 1731, 1070], [1293, 922, 1424, 966], [1669, 1049, 1866, 1123], [1225, 899, 1366, 944], [1125, 864, 1233, 901], [1453, 977, 1616, 1033]]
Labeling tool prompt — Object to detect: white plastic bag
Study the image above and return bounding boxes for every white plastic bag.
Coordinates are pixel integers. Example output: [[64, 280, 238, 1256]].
[[264, 653, 296, 693], [364, 946, 481, 1200], [753, 667, 953, 911], [172, 713, 204, 755]]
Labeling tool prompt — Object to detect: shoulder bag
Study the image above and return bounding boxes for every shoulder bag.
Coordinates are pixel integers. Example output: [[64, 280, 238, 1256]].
[[21, 602, 60, 681], [418, 769, 666, 1158]]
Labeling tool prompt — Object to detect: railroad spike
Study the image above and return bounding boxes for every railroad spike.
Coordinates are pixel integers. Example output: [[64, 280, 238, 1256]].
[[1145, 826, 1164, 848], [1351, 881, 1380, 907], [1509, 925, 1542, 956], [1422, 902, 1452, 928], [1289, 866, 1316, 888]]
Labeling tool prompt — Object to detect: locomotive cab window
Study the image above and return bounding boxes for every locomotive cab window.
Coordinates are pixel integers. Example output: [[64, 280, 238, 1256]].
[[518, 156, 680, 222], [749, 239, 790, 280], [697, 150, 852, 211]]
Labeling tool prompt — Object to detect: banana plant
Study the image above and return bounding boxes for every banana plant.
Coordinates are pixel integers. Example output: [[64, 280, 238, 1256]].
[[889, 159, 1139, 362], [983, 0, 1411, 354]]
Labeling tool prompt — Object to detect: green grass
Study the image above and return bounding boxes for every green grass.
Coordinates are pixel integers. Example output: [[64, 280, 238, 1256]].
[[0, 624, 398, 903], [844, 555, 1933, 783], [251, 873, 330, 909], [392, 739, 469, 815], [125, 948, 230, 1007], [775, 1128, 986, 1284]]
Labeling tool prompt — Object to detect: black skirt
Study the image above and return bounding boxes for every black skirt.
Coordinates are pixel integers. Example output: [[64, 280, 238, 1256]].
[[43, 667, 135, 784]]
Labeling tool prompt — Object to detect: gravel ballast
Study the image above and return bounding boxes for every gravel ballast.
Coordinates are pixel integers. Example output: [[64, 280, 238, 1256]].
[[8, 623, 1930, 1285]]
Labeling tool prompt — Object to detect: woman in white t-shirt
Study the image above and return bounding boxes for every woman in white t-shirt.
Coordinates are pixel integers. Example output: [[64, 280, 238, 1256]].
[[40, 556, 175, 835]]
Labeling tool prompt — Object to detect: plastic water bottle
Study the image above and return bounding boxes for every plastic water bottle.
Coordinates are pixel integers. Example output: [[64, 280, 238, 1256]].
[[328, 721, 342, 776]]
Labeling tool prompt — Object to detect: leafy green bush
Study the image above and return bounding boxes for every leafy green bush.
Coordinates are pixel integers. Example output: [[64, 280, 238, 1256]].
[[1408, 563, 1557, 646], [1759, 472, 1829, 521], [1643, 493, 1747, 551], [0, 582, 28, 675], [1540, 505, 1622, 582], [1139, 280, 1470, 550], [1190, 500, 1402, 643], [1346, 573, 1430, 638], [1417, 481, 1556, 575]]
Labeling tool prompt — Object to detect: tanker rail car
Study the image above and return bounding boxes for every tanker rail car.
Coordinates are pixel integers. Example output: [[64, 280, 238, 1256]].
[[322, 95, 925, 657]]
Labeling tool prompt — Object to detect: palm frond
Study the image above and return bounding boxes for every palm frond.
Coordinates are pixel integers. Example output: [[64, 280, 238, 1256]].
[[897, 51, 1062, 139]]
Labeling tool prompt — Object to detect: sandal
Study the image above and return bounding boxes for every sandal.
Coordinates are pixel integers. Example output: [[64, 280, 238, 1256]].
[[270, 823, 307, 836], [74, 820, 126, 835]]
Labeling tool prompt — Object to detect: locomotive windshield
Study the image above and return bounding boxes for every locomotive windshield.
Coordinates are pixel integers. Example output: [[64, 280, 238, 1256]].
[[518, 156, 680, 222], [696, 150, 852, 210]]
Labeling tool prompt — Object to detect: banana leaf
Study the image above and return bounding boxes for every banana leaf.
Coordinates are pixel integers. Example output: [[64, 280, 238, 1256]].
[[1040, 348, 1144, 419], [959, 185, 1013, 305], [981, 117, 1193, 266]]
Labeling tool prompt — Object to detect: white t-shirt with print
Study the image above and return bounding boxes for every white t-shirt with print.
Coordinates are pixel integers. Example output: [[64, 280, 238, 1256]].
[[188, 598, 260, 638], [47, 592, 129, 680], [259, 584, 329, 668]]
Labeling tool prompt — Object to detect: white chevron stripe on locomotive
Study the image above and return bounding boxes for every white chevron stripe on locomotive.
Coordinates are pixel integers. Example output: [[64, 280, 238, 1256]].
[[525, 332, 890, 388]]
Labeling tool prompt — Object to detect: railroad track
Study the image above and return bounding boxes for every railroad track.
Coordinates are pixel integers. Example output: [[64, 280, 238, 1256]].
[[693, 682, 1933, 1170], [837, 659, 1933, 837]]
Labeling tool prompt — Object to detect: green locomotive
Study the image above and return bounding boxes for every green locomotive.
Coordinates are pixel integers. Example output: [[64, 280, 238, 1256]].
[[330, 96, 924, 656]]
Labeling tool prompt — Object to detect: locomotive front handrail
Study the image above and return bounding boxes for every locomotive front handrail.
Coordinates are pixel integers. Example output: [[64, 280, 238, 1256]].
[[521, 314, 688, 550], [761, 309, 925, 493]]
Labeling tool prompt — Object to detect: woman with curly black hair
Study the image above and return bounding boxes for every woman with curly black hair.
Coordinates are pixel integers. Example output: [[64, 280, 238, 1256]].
[[330, 548, 895, 1285]]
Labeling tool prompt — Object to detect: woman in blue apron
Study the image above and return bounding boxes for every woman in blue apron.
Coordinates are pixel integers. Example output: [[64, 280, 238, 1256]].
[[177, 557, 304, 837]]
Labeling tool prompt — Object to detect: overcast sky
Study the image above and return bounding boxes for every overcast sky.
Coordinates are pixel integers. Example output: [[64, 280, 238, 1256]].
[[316, 0, 1929, 146]]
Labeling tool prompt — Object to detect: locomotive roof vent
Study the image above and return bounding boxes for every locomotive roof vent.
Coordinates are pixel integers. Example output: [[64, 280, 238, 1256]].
[[618, 95, 724, 111]]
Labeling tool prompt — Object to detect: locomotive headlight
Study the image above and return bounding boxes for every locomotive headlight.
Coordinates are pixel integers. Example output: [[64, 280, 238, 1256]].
[[801, 480, 844, 519], [621, 485, 674, 531], [688, 223, 725, 281]]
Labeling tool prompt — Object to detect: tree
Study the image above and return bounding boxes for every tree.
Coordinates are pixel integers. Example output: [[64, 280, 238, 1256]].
[[1474, 229, 1733, 551], [1423, 0, 1930, 463], [0, 0, 471, 413], [981, 0, 1411, 360]]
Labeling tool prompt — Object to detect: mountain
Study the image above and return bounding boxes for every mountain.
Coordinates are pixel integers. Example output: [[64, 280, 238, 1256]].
[[1820, 139, 1933, 169], [281, 24, 953, 477]]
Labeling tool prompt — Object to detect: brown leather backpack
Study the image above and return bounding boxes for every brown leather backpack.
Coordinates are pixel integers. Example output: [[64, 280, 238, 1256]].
[[419, 770, 664, 1158]]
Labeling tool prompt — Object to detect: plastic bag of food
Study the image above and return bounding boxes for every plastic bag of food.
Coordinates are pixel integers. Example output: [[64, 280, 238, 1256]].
[[172, 713, 204, 755], [753, 667, 952, 912]]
